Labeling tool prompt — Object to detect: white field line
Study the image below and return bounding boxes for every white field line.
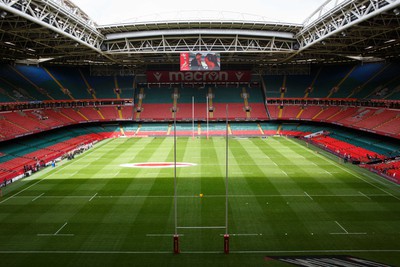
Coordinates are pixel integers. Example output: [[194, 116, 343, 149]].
[[281, 170, 288, 176], [304, 191, 313, 201], [1, 143, 109, 204], [38, 222, 73, 237], [289, 138, 400, 201], [0, 179, 44, 204], [5, 193, 390, 200], [146, 234, 185, 237], [177, 226, 226, 229], [334, 162, 400, 201], [219, 233, 262, 236], [68, 171, 78, 177], [359, 191, 371, 200], [330, 221, 367, 235], [334, 221, 348, 234], [330, 233, 367, 235], [32, 193, 44, 202], [54, 222, 68, 235], [37, 234, 74, 237], [89, 193, 98, 202], [1, 249, 400, 254]]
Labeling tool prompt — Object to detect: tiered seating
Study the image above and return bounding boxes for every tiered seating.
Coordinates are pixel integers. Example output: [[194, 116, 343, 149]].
[[284, 75, 314, 98], [332, 63, 385, 98], [259, 122, 279, 135], [248, 103, 268, 119], [45, 66, 92, 99], [13, 65, 66, 100], [25, 110, 62, 128], [120, 106, 134, 120], [246, 87, 264, 103], [114, 76, 135, 99], [298, 106, 323, 120], [60, 108, 87, 122], [264, 75, 283, 98], [337, 107, 375, 125], [42, 108, 75, 125], [140, 104, 173, 120], [173, 123, 196, 136], [280, 123, 310, 136], [137, 123, 168, 136], [281, 106, 301, 120], [206, 123, 228, 135], [0, 131, 103, 182], [3, 111, 46, 132], [313, 106, 341, 121], [177, 87, 207, 103], [0, 117, 29, 139], [310, 135, 384, 163], [79, 107, 103, 121], [213, 103, 247, 119], [357, 110, 398, 130], [213, 87, 243, 103], [354, 63, 400, 100], [84, 74, 115, 99], [230, 122, 262, 135], [366, 160, 400, 183], [174, 104, 192, 120], [374, 116, 400, 134], [325, 106, 358, 123], [0, 65, 45, 101], [99, 106, 119, 120], [266, 104, 280, 119], [310, 65, 355, 98]]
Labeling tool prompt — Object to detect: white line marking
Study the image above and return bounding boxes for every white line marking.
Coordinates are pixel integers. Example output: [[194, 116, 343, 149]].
[[312, 150, 400, 201], [359, 191, 371, 200], [37, 234, 74, 237], [281, 171, 288, 176], [37, 222, 73, 237], [1, 249, 399, 254], [68, 171, 78, 177], [0, 179, 44, 204], [219, 233, 262, 236], [5, 193, 389, 200], [32, 193, 44, 202], [89, 193, 98, 202], [334, 221, 348, 234], [177, 226, 226, 229], [146, 234, 185, 237], [54, 222, 68, 235], [0, 144, 108, 205], [304, 192, 313, 201], [330, 232, 367, 235]]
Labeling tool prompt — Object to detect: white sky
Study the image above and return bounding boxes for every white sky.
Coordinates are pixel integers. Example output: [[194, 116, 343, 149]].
[[71, 0, 326, 25]]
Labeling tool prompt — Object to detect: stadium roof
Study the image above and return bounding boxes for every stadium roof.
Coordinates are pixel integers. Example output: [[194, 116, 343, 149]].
[[0, 0, 399, 73]]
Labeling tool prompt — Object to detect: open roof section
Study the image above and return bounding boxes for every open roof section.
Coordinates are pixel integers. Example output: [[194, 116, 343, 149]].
[[0, 0, 399, 69]]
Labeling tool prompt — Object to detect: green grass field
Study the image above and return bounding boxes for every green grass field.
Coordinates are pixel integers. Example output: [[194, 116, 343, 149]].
[[1, 136, 400, 266]]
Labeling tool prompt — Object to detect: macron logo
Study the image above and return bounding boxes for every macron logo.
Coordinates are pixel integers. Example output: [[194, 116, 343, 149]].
[[153, 72, 162, 81], [235, 72, 244, 81]]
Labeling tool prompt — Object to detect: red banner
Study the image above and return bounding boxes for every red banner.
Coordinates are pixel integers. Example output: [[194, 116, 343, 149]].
[[146, 71, 251, 83]]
